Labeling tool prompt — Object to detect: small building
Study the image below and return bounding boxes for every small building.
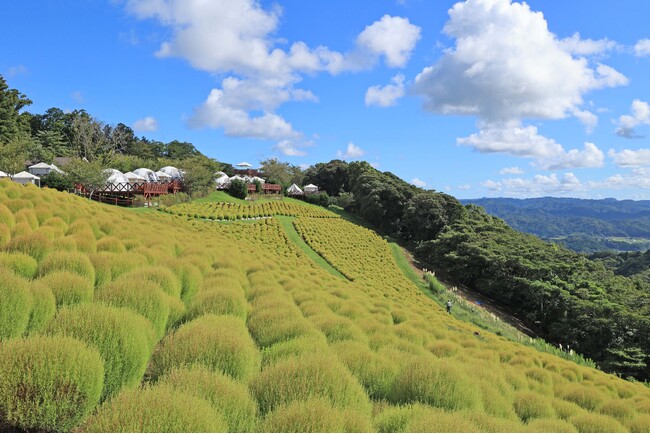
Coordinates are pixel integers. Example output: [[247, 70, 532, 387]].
[[28, 162, 63, 177], [304, 184, 319, 195], [287, 183, 303, 196], [12, 171, 41, 186]]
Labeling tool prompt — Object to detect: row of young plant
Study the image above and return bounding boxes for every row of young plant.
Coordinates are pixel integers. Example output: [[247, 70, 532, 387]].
[[1, 180, 650, 432], [160, 199, 338, 221]]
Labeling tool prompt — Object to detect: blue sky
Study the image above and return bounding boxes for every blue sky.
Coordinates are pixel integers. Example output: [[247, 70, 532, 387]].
[[3, 0, 650, 199]]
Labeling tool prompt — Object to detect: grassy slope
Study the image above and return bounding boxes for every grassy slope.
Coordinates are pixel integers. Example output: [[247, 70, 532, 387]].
[[275, 215, 347, 280]]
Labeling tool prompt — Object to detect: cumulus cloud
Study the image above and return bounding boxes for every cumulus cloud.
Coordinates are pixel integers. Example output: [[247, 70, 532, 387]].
[[365, 74, 405, 107], [616, 99, 650, 138], [337, 142, 366, 159], [356, 15, 421, 68], [499, 166, 524, 175], [413, 0, 627, 163], [634, 39, 650, 57], [608, 148, 650, 167], [273, 140, 307, 157], [457, 184, 471, 190], [411, 177, 427, 187], [482, 172, 584, 197], [133, 116, 159, 132], [125, 0, 421, 151], [535, 142, 604, 170]]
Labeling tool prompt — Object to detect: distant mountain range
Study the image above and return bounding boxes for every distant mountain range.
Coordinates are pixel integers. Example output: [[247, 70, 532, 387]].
[[460, 197, 650, 252]]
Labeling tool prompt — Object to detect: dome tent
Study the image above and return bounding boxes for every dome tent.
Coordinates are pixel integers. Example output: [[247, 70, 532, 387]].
[[215, 173, 230, 189], [155, 171, 172, 181], [287, 183, 303, 195], [159, 166, 182, 179], [124, 171, 146, 184], [303, 184, 319, 194], [103, 169, 131, 190], [133, 168, 159, 182]]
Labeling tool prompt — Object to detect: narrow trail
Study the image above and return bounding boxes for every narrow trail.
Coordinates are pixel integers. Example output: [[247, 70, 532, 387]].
[[398, 246, 539, 339]]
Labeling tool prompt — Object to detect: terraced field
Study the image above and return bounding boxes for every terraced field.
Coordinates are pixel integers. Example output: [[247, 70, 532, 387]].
[[1, 179, 650, 432]]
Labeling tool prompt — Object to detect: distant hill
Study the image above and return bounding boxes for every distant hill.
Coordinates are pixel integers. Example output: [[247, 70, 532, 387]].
[[461, 197, 650, 252]]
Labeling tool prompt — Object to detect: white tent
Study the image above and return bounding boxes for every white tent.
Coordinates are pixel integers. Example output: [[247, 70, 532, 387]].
[[155, 170, 172, 181], [229, 175, 247, 182], [103, 169, 131, 191], [49, 163, 64, 174], [28, 162, 54, 177], [133, 168, 159, 182], [304, 184, 319, 194], [159, 166, 182, 179], [215, 173, 230, 189], [13, 171, 41, 186], [0, 171, 8, 178], [287, 183, 303, 195], [124, 171, 146, 184], [251, 176, 265, 184], [236, 161, 252, 168]]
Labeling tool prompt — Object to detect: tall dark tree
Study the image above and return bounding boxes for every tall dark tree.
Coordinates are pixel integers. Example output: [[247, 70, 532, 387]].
[[0, 75, 32, 143]]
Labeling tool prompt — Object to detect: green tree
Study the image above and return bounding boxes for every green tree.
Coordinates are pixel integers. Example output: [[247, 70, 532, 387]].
[[166, 140, 199, 160], [0, 137, 29, 175], [228, 179, 248, 200], [0, 75, 32, 143], [259, 158, 303, 187], [178, 155, 220, 197], [62, 158, 108, 201]]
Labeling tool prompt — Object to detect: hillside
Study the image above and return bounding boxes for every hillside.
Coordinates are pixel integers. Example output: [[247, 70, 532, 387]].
[[460, 197, 650, 252], [2, 180, 650, 432]]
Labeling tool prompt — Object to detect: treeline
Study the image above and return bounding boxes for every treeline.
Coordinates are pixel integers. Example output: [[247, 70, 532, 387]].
[[0, 75, 230, 196], [304, 160, 650, 381]]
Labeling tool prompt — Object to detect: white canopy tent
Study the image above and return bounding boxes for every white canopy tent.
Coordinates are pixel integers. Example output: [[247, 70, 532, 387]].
[[133, 168, 159, 182], [304, 184, 319, 194], [287, 183, 303, 195], [13, 171, 41, 186], [236, 162, 253, 168], [159, 166, 182, 179]]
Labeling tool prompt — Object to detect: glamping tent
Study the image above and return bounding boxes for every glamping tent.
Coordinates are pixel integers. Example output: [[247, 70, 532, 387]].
[[214, 172, 230, 189], [103, 169, 131, 190], [155, 170, 172, 182], [0, 171, 8, 178], [303, 184, 319, 194], [229, 175, 247, 182], [12, 171, 40, 186], [28, 162, 56, 177], [133, 168, 159, 182], [287, 183, 303, 196], [124, 171, 145, 185], [251, 176, 265, 185], [159, 166, 182, 179]]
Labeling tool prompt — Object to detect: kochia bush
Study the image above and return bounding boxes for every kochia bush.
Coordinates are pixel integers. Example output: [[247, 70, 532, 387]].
[[0, 268, 32, 340], [0, 335, 104, 432]]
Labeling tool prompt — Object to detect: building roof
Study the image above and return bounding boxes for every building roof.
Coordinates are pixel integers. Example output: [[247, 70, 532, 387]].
[[13, 171, 40, 179], [236, 161, 252, 167], [28, 162, 53, 169]]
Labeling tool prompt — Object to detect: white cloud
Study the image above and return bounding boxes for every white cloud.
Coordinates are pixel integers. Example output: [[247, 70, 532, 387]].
[[457, 184, 471, 190], [457, 122, 563, 158], [273, 140, 307, 157], [411, 177, 427, 187], [365, 74, 405, 107], [588, 168, 650, 190], [616, 99, 650, 138], [6, 64, 28, 77], [337, 142, 366, 159], [482, 173, 584, 197], [70, 91, 84, 104], [189, 88, 300, 140], [634, 39, 650, 57], [412, 0, 627, 163], [558, 32, 616, 56], [535, 142, 604, 170], [608, 148, 650, 167], [499, 166, 524, 175], [133, 116, 159, 132], [356, 15, 421, 68], [125, 0, 421, 153]]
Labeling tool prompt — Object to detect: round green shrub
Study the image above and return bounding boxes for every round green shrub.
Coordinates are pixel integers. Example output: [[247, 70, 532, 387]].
[[0, 203, 16, 228], [150, 315, 261, 381], [185, 287, 247, 321], [121, 266, 182, 298], [0, 335, 104, 432], [0, 223, 10, 247], [0, 268, 32, 340], [6, 231, 53, 262], [96, 236, 127, 253], [95, 279, 170, 339], [39, 250, 95, 283], [569, 412, 627, 433], [513, 391, 555, 422], [250, 353, 371, 415], [172, 261, 203, 303], [525, 418, 578, 432], [48, 303, 156, 399], [390, 356, 482, 411], [25, 282, 56, 334], [260, 397, 373, 433], [38, 271, 94, 307], [81, 385, 227, 432], [0, 251, 38, 279], [157, 366, 258, 432]]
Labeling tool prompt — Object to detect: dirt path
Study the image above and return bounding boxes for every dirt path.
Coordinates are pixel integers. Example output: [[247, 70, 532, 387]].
[[399, 246, 539, 338]]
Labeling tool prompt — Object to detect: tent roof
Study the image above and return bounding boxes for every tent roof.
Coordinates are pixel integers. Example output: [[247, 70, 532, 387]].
[[28, 162, 52, 169], [236, 161, 252, 167], [304, 184, 318, 188], [124, 171, 145, 180], [0, 171, 9, 177], [287, 183, 303, 194], [13, 171, 40, 179], [155, 170, 171, 177]]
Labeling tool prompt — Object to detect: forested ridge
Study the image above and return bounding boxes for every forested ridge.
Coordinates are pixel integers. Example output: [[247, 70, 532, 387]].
[[305, 160, 650, 381], [461, 197, 650, 252]]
